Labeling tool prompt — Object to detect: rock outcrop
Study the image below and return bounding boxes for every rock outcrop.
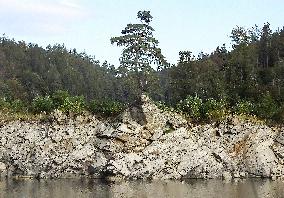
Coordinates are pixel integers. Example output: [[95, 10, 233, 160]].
[[0, 95, 283, 180]]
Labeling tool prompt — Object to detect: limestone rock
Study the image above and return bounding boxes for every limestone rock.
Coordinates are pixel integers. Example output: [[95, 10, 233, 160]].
[[0, 95, 283, 180], [276, 131, 284, 145], [222, 171, 232, 181], [0, 162, 6, 177]]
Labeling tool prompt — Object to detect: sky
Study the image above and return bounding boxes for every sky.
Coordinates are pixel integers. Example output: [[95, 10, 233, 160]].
[[0, 0, 284, 66]]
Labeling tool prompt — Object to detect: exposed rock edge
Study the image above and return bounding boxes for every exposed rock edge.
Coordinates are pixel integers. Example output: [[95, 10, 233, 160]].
[[0, 95, 283, 180]]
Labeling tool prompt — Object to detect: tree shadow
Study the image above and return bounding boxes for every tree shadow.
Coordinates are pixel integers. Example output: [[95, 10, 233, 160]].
[[128, 98, 147, 126]]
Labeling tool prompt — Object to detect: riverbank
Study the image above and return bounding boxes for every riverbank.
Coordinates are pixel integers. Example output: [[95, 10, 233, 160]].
[[1, 178, 284, 198], [0, 95, 283, 180]]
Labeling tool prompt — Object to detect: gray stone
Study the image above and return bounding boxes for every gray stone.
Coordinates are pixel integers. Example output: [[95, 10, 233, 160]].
[[239, 172, 247, 178], [222, 171, 232, 180], [276, 131, 284, 145], [151, 129, 164, 140], [0, 162, 6, 173], [0, 96, 283, 180], [93, 152, 107, 168]]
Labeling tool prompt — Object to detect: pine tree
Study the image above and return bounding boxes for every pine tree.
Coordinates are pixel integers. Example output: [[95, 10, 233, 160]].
[[111, 11, 168, 97]]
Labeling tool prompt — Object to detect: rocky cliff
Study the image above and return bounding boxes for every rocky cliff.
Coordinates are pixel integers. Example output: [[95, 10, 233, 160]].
[[0, 95, 283, 180]]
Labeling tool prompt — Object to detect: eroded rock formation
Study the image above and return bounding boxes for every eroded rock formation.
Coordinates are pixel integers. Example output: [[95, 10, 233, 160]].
[[0, 95, 283, 180]]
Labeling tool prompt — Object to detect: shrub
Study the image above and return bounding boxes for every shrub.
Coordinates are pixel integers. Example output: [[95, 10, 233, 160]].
[[0, 97, 10, 110], [52, 90, 70, 109], [233, 100, 255, 115], [255, 92, 278, 119], [272, 104, 284, 122], [10, 99, 26, 112], [155, 101, 176, 113], [59, 95, 86, 114], [202, 98, 227, 121], [89, 100, 124, 117], [177, 95, 203, 120], [32, 96, 54, 113]]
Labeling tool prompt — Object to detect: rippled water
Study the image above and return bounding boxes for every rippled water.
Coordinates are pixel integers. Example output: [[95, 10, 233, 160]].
[[1, 178, 284, 198]]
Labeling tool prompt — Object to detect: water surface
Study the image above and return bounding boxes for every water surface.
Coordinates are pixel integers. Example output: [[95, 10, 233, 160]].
[[1, 178, 284, 198]]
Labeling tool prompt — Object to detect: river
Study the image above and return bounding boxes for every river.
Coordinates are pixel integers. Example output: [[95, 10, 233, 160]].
[[0, 178, 284, 198]]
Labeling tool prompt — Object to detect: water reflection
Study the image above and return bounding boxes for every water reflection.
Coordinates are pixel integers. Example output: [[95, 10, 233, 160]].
[[0, 178, 284, 198]]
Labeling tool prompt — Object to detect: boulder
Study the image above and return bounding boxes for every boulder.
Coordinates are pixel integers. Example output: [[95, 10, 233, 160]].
[[0, 162, 6, 177]]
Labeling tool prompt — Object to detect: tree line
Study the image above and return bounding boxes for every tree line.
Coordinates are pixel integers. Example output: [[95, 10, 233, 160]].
[[0, 11, 284, 121]]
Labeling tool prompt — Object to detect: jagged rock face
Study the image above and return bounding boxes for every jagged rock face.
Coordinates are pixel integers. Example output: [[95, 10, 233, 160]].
[[0, 95, 283, 180], [0, 117, 104, 178]]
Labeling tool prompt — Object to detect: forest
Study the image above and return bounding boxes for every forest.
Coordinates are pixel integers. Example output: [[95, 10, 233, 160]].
[[1, 11, 284, 122]]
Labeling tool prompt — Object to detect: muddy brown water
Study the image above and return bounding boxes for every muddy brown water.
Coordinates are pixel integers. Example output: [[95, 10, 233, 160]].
[[0, 178, 284, 198]]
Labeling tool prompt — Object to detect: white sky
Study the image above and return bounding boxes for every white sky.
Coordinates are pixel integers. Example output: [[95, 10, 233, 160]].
[[0, 0, 283, 65]]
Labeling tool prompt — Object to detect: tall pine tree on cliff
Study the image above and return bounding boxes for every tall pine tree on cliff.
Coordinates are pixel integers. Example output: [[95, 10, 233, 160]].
[[111, 11, 168, 99]]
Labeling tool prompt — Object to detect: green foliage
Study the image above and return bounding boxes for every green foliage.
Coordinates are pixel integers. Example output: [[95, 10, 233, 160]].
[[177, 95, 203, 120], [155, 101, 176, 113], [0, 98, 26, 113], [59, 96, 86, 114], [0, 35, 120, 104], [0, 98, 10, 110], [177, 95, 228, 121], [1, 21, 284, 123], [111, 10, 167, 95], [233, 100, 255, 115], [272, 105, 284, 122], [255, 92, 278, 119], [2, 89, 121, 117], [31, 92, 86, 115], [10, 99, 26, 112], [52, 90, 70, 108], [89, 100, 124, 117], [32, 96, 54, 113], [202, 98, 227, 121]]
